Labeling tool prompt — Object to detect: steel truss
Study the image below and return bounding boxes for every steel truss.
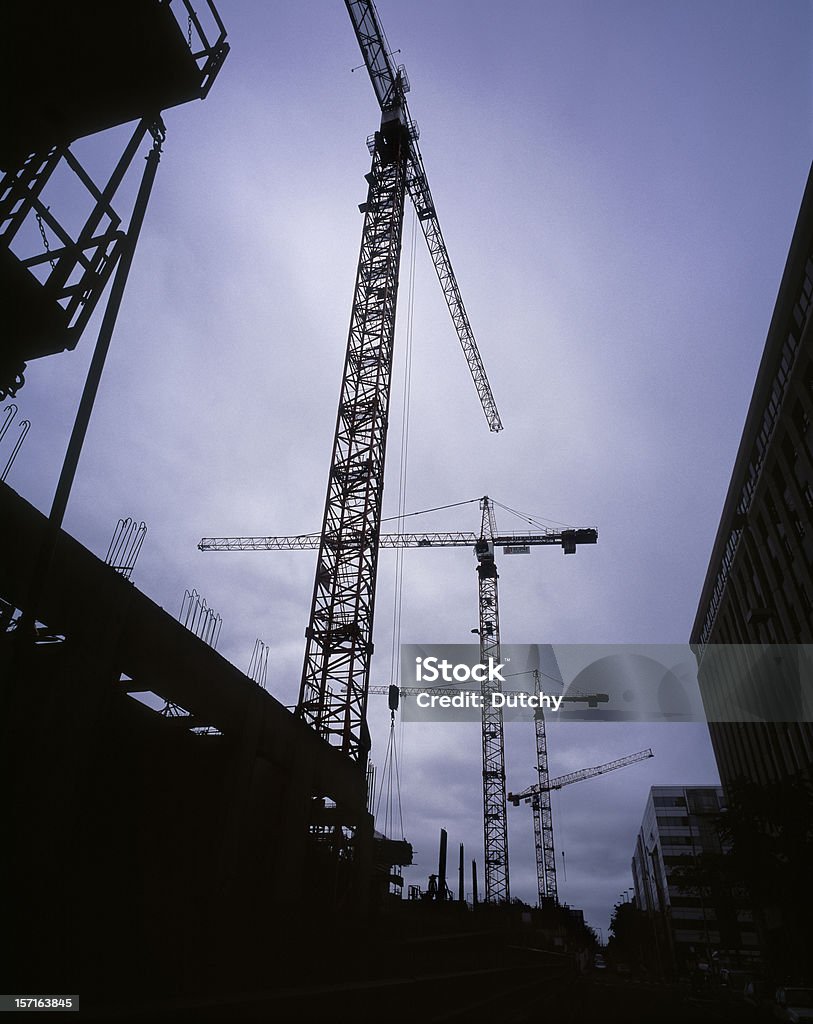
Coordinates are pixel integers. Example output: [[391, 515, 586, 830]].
[[297, 112, 409, 764], [476, 497, 510, 903], [346, 0, 502, 433], [511, 743, 654, 905], [532, 700, 558, 904], [198, 530, 598, 551]]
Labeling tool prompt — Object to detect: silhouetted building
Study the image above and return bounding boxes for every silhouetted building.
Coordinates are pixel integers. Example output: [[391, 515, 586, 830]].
[[691, 163, 813, 788], [689, 166, 813, 982], [631, 786, 760, 976]]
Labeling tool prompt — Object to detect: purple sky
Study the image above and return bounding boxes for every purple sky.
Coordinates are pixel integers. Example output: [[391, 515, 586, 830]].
[[5, 0, 812, 938]]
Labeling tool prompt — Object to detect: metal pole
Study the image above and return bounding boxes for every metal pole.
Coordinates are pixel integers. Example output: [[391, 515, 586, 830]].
[[438, 828, 448, 902], [50, 123, 163, 531], [16, 120, 164, 640]]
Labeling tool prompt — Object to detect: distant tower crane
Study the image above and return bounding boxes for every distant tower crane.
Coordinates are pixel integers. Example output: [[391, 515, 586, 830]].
[[200, 497, 598, 903], [509, 746, 654, 906], [368, 674, 609, 902]]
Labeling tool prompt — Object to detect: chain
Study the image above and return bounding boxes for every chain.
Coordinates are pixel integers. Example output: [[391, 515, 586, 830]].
[[187, 11, 193, 47], [35, 208, 56, 271], [148, 117, 167, 154]]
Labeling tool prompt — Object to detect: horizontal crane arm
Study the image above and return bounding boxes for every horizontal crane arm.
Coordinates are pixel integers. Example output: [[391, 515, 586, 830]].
[[199, 532, 477, 551], [198, 529, 598, 552], [509, 748, 654, 805]]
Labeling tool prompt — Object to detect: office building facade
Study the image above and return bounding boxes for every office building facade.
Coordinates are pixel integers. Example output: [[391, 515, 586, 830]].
[[691, 163, 813, 789], [631, 786, 760, 975]]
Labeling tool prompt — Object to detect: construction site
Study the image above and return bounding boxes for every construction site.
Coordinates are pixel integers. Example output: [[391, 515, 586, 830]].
[[3, 2, 811, 1021]]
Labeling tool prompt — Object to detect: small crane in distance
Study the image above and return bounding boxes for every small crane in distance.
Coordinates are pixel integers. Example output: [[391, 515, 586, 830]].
[[509, 747, 655, 906]]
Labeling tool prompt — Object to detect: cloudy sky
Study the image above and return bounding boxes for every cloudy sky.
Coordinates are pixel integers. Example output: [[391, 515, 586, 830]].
[[6, 0, 812, 938]]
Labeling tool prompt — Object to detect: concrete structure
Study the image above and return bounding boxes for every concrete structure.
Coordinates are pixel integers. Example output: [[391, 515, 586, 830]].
[[631, 786, 760, 976], [0, 482, 409, 1001]]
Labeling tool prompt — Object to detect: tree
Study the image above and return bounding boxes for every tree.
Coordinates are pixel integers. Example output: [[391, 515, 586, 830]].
[[671, 775, 813, 980], [607, 901, 662, 977]]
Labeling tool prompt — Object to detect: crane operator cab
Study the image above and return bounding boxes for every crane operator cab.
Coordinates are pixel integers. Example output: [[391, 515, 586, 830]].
[[475, 539, 498, 580]]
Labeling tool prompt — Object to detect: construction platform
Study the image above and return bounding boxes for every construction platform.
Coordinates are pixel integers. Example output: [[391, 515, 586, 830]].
[[0, 1, 230, 401], [2, 0, 228, 170], [0, 482, 378, 1000]]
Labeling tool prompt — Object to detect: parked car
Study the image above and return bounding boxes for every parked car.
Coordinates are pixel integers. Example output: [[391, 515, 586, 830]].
[[773, 986, 813, 1023]]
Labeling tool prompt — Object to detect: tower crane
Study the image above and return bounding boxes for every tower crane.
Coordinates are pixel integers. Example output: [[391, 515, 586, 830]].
[[288, 0, 502, 769], [509, 746, 654, 906], [201, 3, 505, 902], [200, 497, 598, 903]]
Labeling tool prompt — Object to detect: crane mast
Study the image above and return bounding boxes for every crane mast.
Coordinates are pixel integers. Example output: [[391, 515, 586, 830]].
[[529, 671, 617, 905], [474, 497, 510, 902], [297, 85, 410, 760], [531, 671, 557, 907], [296, 2, 502, 763]]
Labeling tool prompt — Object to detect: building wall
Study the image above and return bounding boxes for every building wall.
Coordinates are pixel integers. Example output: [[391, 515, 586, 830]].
[[0, 484, 372, 1003], [631, 786, 760, 972], [691, 163, 813, 789]]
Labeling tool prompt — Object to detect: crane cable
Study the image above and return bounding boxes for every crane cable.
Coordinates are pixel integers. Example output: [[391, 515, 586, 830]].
[[380, 496, 479, 525], [379, 496, 574, 531], [374, 704, 406, 841], [376, 205, 418, 842], [490, 498, 579, 532], [388, 206, 417, 689]]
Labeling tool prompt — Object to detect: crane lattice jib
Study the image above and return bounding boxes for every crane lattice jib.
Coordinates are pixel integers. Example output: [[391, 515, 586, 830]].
[[346, 0, 502, 432], [198, 529, 598, 551], [509, 748, 655, 804], [407, 158, 503, 432], [346, 0, 400, 110]]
